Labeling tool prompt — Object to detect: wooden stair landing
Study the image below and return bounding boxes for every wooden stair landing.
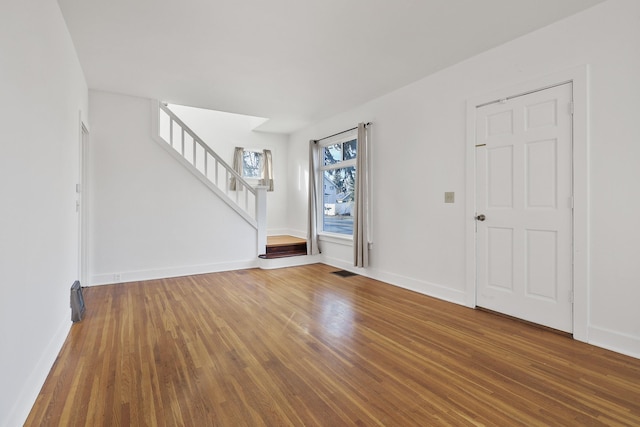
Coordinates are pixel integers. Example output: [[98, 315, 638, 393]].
[[259, 235, 307, 259]]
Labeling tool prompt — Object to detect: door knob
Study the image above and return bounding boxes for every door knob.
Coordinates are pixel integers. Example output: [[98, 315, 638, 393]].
[[475, 214, 486, 221]]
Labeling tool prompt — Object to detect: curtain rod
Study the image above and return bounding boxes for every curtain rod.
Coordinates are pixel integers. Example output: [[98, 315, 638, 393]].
[[314, 122, 371, 143]]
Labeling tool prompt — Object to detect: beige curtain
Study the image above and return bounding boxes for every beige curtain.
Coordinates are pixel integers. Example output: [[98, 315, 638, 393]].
[[307, 140, 320, 255], [353, 123, 369, 267], [261, 149, 274, 191], [230, 146, 243, 191]]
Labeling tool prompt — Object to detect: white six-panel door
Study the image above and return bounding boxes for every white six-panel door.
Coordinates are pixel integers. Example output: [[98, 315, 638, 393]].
[[475, 83, 573, 333]]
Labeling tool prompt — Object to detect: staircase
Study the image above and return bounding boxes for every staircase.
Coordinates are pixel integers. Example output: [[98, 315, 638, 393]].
[[152, 101, 267, 256]]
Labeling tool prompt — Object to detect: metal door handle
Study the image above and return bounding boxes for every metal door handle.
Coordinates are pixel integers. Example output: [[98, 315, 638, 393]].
[[475, 214, 486, 221]]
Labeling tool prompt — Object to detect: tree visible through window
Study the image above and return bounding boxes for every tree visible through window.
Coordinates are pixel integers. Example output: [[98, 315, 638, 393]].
[[242, 150, 263, 179], [320, 137, 357, 235]]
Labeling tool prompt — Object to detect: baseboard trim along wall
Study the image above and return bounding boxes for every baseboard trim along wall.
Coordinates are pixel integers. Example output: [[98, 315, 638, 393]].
[[321, 255, 467, 306], [588, 326, 640, 360], [4, 315, 71, 427], [90, 260, 258, 285], [267, 228, 298, 237], [275, 229, 307, 240]]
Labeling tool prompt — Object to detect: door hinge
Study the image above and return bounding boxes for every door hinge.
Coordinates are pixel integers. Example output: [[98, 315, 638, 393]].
[[569, 290, 574, 303], [76, 183, 81, 193], [569, 101, 574, 115]]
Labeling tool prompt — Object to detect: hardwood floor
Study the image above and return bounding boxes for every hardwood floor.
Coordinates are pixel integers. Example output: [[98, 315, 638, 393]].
[[27, 264, 640, 426]]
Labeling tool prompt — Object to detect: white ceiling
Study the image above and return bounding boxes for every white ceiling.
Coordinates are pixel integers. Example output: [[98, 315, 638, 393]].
[[57, 0, 603, 133]]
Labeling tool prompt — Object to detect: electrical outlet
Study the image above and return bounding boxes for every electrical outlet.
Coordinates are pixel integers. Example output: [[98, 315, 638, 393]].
[[113, 273, 121, 282], [444, 192, 455, 203]]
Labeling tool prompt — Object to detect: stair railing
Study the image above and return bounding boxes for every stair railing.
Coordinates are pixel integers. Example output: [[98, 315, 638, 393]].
[[152, 101, 266, 256]]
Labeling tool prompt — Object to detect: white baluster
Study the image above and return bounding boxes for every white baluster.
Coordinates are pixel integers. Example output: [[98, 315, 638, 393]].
[[169, 119, 173, 147], [181, 128, 185, 156], [156, 102, 264, 231], [244, 185, 249, 212]]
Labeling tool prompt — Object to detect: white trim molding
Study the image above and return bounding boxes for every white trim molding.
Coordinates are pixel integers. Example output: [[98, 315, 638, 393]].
[[321, 255, 467, 306], [319, 233, 353, 246], [90, 259, 258, 286], [588, 326, 640, 360], [4, 314, 71, 427], [465, 65, 590, 342]]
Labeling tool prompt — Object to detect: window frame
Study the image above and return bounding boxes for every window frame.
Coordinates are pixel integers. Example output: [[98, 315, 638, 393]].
[[317, 132, 358, 239], [241, 149, 264, 181]]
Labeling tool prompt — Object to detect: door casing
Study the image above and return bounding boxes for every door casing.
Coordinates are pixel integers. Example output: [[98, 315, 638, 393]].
[[78, 119, 90, 286], [464, 65, 589, 342]]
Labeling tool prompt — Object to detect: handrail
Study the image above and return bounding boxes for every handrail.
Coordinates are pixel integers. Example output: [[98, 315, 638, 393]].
[[152, 101, 268, 256], [151, 100, 267, 251], [159, 103, 255, 195]]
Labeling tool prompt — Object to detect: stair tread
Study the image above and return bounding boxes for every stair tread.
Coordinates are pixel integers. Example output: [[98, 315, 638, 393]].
[[267, 235, 306, 248]]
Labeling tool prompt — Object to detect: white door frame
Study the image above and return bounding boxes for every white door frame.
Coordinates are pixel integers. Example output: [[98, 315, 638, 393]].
[[78, 118, 90, 286], [464, 65, 589, 342]]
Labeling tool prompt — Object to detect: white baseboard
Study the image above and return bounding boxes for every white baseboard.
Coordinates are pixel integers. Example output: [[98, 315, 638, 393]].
[[3, 314, 71, 427], [267, 228, 298, 237], [588, 326, 640, 359], [90, 259, 258, 285], [258, 254, 322, 270], [278, 229, 306, 239], [321, 255, 467, 306]]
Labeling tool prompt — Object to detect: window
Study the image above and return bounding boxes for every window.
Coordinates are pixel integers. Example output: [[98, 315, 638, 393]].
[[242, 150, 263, 179], [319, 136, 357, 236], [233, 147, 274, 191]]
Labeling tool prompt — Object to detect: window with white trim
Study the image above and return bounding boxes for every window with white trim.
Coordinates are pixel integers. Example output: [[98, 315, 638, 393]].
[[319, 134, 357, 236], [242, 150, 263, 179]]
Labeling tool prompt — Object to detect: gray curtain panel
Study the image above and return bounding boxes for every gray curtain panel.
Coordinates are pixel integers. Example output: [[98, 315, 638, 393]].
[[261, 149, 274, 191], [353, 123, 369, 268], [230, 146, 243, 191], [307, 140, 320, 255]]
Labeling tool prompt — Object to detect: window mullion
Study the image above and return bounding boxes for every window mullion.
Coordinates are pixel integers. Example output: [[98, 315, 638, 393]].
[[321, 159, 356, 171]]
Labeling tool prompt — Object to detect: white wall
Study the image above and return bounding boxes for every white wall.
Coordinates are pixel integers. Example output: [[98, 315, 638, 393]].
[[89, 91, 259, 285], [287, 0, 640, 358], [0, 0, 89, 425], [167, 104, 290, 236]]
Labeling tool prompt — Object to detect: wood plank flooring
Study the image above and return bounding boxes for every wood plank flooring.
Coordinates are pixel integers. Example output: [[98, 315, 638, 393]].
[[27, 264, 640, 426]]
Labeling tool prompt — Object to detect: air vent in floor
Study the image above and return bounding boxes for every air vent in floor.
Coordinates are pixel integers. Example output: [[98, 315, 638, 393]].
[[331, 270, 358, 278]]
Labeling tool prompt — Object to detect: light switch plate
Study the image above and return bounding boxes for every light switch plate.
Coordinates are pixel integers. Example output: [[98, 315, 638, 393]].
[[444, 192, 455, 203]]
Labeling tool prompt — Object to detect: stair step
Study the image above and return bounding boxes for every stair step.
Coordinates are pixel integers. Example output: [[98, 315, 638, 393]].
[[260, 235, 307, 259]]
